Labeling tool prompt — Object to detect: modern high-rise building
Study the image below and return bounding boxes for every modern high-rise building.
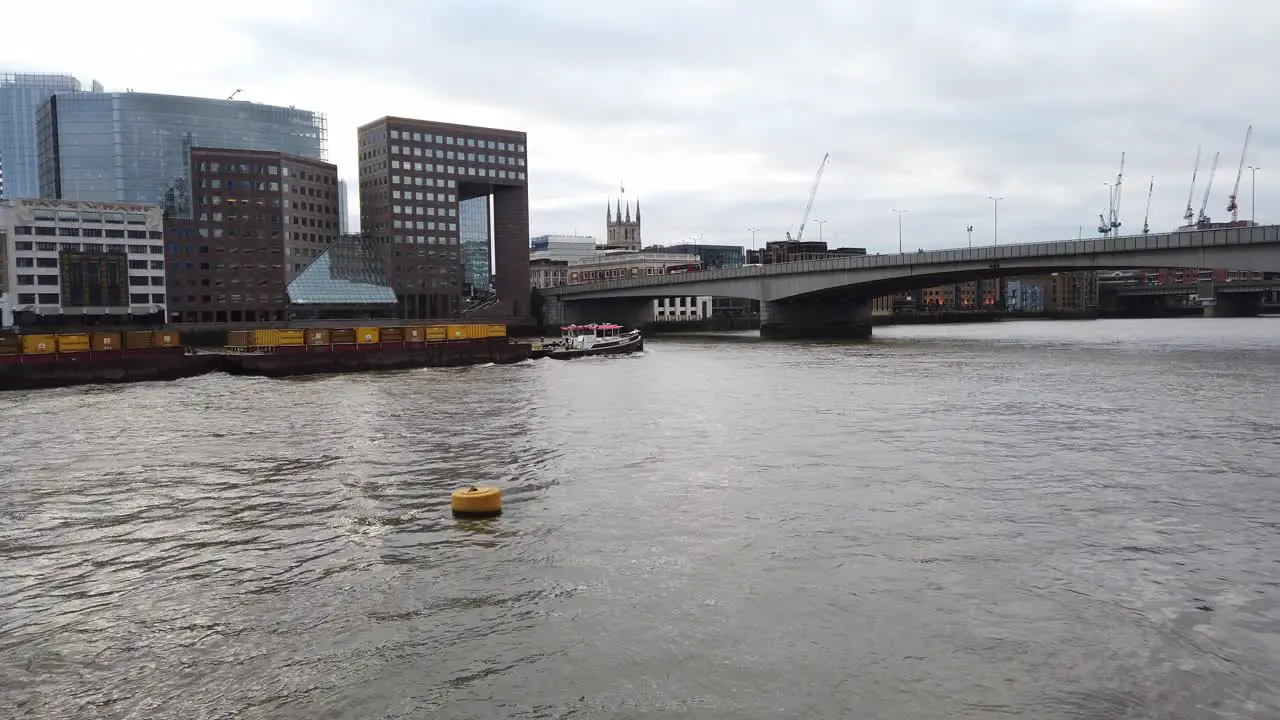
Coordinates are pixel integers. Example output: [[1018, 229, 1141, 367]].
[[357, 117, 529, 319], [0, 73, 101, 200], [36, 91, 326, 214], [162, 147, 339, 324], [337, 179, 351, 234], [1, 198, 166, 327], [459, 195, 491, 297]]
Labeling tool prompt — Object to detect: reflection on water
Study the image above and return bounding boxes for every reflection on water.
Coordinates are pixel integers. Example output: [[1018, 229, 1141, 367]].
[[1, 318, 1279, 719]]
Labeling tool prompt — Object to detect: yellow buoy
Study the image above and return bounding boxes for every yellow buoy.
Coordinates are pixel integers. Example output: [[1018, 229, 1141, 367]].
[[451, 486, 503, 517]]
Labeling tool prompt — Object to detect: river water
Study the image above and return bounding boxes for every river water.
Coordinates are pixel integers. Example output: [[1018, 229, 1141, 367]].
[[1, 318, 1279, 719]]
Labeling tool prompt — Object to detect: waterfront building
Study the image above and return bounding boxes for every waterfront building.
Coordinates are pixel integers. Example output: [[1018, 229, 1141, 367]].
[[0, 198, 166, 328], [357, 117, 529, 320], [530, 234, 599, 262], [36, 91, 326, 215], [653, 242, 749, 315], [0, 73, 101, 200], [567, 250, 712, 322], [605, 199, 641, 250], [0, 227, 9, 326], [162, 147, 339, 324], [530, 258, 569, 290], [746, 240, 866, 264]]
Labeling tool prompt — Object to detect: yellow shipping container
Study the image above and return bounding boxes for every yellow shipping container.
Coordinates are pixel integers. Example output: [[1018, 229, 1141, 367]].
[[331, 328, 356, 344], [462, 324, 487, 340], [277, 329, 305, 346], [486, 324, 507, 338], [356, 327, 380, 344], [306, 329, 331, 345], [92, 332, 121, 352], [57, 334, 91, 353], [22, 334, 57, 354], [425, 326, 447, 342], [445, 325, 468, 341], [253, 329, 280, 347], [405, 326, 426, 343], [125, 331, 154, 350], [381, 327, 405, 343], [155, 331, 181, 348]]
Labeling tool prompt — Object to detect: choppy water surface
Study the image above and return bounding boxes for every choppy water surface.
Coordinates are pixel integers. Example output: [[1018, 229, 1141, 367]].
[[2, 317, 1279, 719]]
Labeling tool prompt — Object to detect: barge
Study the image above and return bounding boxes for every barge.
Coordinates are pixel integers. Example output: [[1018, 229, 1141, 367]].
[[0, 323, 530, 391]]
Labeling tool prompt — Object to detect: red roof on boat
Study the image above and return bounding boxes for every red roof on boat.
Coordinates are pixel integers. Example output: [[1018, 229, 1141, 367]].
[[560, 323, 623, 331]]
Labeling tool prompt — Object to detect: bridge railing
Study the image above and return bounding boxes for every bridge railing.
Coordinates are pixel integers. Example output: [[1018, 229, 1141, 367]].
[[545, 224, 1280, 296]]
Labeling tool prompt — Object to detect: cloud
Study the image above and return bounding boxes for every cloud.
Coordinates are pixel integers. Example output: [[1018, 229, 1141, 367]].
[[2, 0, 1275, 253]]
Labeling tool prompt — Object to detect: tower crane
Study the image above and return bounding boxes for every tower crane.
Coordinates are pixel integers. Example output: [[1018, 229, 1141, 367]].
[[1108, 152, 1125, 234], [1226, 125, 1253, 224], [1196, 151, 1220, 227], [1142, 177, 1154, 234], [227, 89, 242, 101], [1183, 147, 1200, 227], [786, 153, 830, 243]]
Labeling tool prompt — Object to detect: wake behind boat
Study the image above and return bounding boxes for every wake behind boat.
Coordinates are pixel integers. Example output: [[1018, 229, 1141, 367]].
[[532, 323, 644, 360]]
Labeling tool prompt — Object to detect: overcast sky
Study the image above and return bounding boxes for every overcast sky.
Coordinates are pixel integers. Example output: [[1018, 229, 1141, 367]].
[[3, 0, 1273, 254]]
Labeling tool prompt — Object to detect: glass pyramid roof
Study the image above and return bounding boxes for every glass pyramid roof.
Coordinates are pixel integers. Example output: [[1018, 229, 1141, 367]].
[[287, 234, 397, 306]]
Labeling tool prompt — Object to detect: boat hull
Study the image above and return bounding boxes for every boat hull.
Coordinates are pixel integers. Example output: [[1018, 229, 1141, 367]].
[[546, 333, 644, 360]]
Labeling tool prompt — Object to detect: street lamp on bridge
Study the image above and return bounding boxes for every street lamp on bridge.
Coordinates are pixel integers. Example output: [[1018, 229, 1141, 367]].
[[987, 196, 1004, 245], [891, 209, 908, 253], [966, 224, 974, 248]]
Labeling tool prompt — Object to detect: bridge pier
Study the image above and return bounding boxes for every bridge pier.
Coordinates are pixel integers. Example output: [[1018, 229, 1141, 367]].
[[545, 296, 653, 329], [760, 298, 872, 340]]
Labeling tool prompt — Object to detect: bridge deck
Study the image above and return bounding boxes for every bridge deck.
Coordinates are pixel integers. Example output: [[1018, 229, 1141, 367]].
[[544, 225, 1280, 297]]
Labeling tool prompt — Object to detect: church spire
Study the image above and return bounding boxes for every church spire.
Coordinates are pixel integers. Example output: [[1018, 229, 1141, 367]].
[[616, 197, 622, 224], [607, 201, 612, 223], [635, 198, 640, 221], [625, 200, 631, 223]]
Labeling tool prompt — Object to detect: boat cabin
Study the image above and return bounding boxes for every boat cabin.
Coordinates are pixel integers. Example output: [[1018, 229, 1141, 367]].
[[560, 323, 625, 350]]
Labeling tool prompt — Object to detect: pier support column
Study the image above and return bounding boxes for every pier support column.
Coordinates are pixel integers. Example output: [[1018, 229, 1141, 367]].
[[760, 297, 872, 339]]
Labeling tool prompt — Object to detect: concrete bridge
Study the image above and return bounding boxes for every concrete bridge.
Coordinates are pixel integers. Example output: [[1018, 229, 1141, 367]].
[[541, 225, 1280, 338]]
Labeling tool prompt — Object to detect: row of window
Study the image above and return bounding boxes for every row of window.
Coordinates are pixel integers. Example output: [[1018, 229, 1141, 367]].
[[14, 274, 163, 286], [11, 241, 163, 254], [171, 294, 285, 305], [391, 190, 457, 203], [12, 293, 164, 305], [12, 226, 161, 239], [388, 130, 524, 154], [27, 212, 148, 225], [393, 206, 457, 218], [392, 220, 458, 232], [387, 160, 525, 181], [390, 176, 458, 189], [389, 145, 525, 167]]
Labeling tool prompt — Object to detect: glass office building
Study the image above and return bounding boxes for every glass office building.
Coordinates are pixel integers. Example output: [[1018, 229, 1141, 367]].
[[459, 195, 491, 297], [37, 91, 326, 215], [0, 73, 100, 200]]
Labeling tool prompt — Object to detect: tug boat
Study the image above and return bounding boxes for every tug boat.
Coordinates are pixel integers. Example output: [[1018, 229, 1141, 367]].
[[533, 323, 644, 360]]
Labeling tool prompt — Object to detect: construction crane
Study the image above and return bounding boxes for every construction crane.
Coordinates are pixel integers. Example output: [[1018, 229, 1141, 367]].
[[1196, 151, 1220, 226], [1183, 147, 1200, 227], [1226, 125, 1253, 223], [1108, 152, 1125, 234], [786, 153, 830, 243], [227, 89, 242, 101], [1142, 177, 1154, 234]]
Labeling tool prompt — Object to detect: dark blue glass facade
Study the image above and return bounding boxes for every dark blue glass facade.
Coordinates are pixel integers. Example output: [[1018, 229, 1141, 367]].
[[0, 73, 92, 200], [459, 195, 490, 296], [37, 92, 326, 215]]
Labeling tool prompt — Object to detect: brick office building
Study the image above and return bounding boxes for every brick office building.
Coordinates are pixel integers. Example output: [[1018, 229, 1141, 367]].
[[164, 147, 339, 323], [356, 117, 529, 320]]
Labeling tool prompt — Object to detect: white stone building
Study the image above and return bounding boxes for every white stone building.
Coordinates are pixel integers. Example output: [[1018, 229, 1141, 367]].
[[567, 250, 712, 322], [0, 198, 167, 325]]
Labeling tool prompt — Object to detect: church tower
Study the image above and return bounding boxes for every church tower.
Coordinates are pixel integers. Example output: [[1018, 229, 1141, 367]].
[[606, 197, 642, 250]]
